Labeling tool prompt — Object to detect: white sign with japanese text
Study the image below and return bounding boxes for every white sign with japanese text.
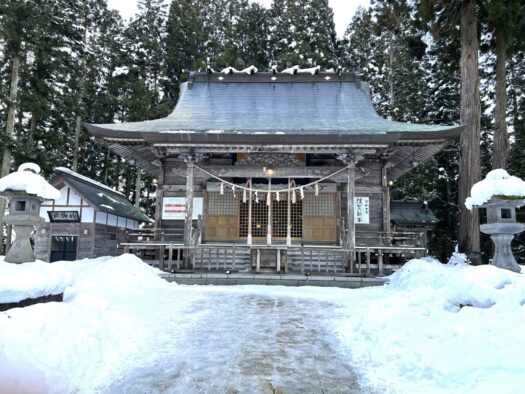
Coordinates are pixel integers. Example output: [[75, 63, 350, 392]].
[[162, 197, 203, 220], [354, 196, 369, 224]]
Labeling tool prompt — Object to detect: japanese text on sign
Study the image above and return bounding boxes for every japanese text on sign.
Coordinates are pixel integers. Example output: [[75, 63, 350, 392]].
[[162, 197, 203, 220], [354, 196, 369, 224]]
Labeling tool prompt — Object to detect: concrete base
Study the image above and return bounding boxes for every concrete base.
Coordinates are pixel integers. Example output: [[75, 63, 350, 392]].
[[161, 272, 388, 288]]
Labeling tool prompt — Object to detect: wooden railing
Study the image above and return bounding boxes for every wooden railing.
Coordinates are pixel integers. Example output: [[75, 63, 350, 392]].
[[192, 244, 251, 271], [120, 230, 427, 275]]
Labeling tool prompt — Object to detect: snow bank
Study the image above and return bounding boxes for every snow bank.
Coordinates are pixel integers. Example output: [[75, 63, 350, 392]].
[[0, 258, 73, 304], [0, 254, 171, 393], [0, 163, 60, 200], [334, 258, 525, 393], [3, 253, 525, 393], [465, 169, 525, 209]]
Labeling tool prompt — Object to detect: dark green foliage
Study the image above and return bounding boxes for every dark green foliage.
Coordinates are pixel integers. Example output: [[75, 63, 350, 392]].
[[270, 0, 338, 69], [3, 0, 525, 257]]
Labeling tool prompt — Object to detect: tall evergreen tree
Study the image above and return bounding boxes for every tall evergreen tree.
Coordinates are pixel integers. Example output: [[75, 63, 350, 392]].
[[270, 0, 338, 69], [419, 0, 482, 263], [165, 0, 207, 101], [483, 0, 525, 169]]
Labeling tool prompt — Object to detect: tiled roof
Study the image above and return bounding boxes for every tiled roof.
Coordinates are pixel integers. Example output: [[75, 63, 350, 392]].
[[87, 73, 460, 136]]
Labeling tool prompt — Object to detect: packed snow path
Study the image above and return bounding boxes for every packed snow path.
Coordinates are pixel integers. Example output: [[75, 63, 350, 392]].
[[104, 288, 365, 393]]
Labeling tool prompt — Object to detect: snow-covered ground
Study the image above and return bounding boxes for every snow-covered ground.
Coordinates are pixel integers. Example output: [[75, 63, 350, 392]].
[[1, 254, 525, 393]]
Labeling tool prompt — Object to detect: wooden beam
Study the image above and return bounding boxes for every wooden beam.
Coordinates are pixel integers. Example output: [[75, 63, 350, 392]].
[[172, 165, 368, 181], [160, 144, 390, 155]]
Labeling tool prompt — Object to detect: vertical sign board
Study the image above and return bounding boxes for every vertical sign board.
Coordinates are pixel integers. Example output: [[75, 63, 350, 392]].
[[354, 196, 370, 224], [162, 197, 203, 220]]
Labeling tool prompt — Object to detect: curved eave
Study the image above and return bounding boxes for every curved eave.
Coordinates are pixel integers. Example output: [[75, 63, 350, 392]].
[[85, 123, 464, 145]]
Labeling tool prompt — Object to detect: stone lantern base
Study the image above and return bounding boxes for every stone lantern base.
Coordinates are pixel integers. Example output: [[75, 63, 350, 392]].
[[5, 225, 37, 263], [5, 215, 44, 264], [481, 222, 524, 273]]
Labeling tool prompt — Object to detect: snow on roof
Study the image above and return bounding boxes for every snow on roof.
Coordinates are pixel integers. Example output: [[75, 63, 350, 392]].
[[55, 167, 125, 197], [221, 65, 258, 75], [282, 65, 300, 74], [0, 163, 60, 200], [465, 169, 525, 209], [18, 163, 41, 174], [55, 168, 153, 223]]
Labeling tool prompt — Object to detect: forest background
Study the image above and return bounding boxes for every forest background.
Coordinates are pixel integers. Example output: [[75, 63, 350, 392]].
[[1, 0, 525, 262]]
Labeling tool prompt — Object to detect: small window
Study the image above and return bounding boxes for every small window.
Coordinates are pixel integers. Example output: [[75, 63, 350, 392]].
[[501, 208, 512, 219], [15, 201, 26, 211]]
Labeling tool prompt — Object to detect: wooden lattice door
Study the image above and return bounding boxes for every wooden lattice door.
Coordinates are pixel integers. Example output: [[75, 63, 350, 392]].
[[302, 193, 337, 243]]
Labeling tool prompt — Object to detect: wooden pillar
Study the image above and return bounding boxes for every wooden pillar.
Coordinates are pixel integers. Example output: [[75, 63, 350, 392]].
[[382, 161, 391, 241], [247, 178, 252, 245], [134, 168, 141, 209], [183, 161, 194, 268], [267, 177, 272, 246], [287, 178, 292, 246], [347, 163, 356, 268], [154, 159, 165, 241]]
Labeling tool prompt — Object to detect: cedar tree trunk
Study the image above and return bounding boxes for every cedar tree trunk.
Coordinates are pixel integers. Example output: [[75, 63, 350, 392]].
[[458, 0, 481, 264], [0, 56, 21, 233], [492, 25, 508, 169]]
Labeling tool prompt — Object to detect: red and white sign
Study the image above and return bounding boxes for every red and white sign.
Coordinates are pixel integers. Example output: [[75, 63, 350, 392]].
[[162, 197, 202, 220]]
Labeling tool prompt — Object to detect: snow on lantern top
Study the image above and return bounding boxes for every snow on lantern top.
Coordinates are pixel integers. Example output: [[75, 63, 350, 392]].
[[465, 169, 525, 209], [0, 162, 60, 200]]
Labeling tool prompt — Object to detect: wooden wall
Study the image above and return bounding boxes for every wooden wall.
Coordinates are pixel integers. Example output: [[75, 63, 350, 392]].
[[34, 222, 127, 262]]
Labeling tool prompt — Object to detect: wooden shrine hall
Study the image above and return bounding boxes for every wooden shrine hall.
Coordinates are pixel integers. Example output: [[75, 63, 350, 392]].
[[85, 71, 462, 275]]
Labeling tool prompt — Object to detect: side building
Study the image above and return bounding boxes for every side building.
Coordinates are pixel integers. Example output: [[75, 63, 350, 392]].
[[35, 167, 152, 262]]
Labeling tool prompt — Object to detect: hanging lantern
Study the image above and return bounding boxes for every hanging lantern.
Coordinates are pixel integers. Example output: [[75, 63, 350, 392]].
[[220, 182, 224, 195], [315, 182, 319, 196]]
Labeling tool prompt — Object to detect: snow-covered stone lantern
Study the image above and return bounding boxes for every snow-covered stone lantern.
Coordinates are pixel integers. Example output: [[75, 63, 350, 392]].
[[0, 163, 60, 263], [466, 169, 525, 273]]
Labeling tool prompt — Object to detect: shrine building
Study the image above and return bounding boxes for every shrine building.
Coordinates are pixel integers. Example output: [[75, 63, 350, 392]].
[[85, 71, 461, 274]]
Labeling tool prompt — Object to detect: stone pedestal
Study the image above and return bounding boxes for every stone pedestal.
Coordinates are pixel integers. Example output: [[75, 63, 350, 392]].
[[4, 206, 44, 264], [5, 225, 38, 263]]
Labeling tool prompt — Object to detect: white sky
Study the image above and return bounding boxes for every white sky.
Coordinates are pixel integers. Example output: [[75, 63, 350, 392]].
[[106, 0, 370, 37]]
